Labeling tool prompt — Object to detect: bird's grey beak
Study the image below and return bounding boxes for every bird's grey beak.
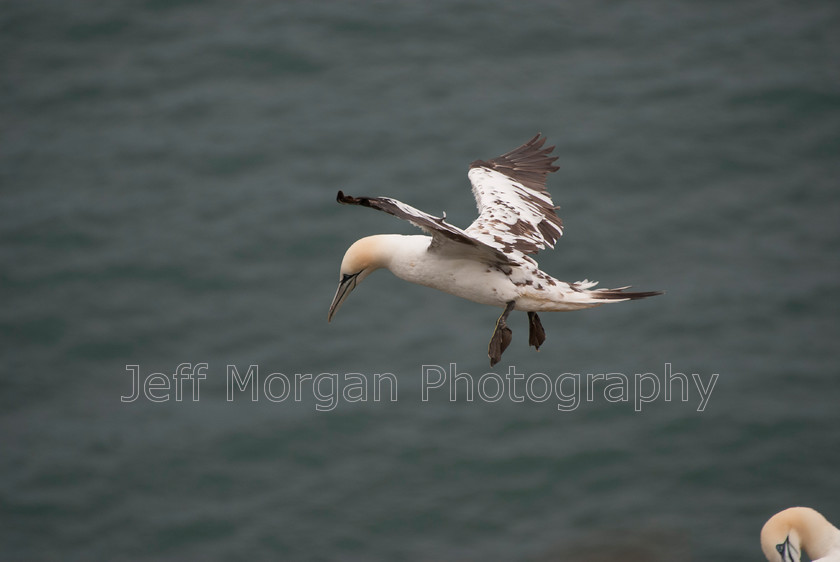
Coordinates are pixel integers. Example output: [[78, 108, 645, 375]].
[[328, 272, 360, 322]]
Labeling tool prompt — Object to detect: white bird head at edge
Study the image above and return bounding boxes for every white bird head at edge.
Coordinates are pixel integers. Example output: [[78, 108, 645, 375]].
[[761, 507, 840, 562]]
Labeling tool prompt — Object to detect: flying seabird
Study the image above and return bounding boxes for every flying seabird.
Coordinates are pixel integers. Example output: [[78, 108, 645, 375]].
[[761, 507, 840, 561], [328, 134, 662, 366]]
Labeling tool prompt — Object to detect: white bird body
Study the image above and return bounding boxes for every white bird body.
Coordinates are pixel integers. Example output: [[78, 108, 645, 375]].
[[761, 507, 840, 562], [329, 134, 661, 365], [366, 234, 520, 307], [352, 234, 610, 312]]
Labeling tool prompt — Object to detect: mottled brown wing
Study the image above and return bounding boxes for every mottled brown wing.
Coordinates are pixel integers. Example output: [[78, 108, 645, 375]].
[[466, 134, 564, 256]]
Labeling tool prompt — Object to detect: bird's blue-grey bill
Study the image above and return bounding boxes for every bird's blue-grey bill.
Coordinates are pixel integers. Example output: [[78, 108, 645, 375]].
[[327, 274, 357, 322]]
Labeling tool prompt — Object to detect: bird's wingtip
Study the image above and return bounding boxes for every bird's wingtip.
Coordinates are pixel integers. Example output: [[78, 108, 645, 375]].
[[337, 190, 362, 205]]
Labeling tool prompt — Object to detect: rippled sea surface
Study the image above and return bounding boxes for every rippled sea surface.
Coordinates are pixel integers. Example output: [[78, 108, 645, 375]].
[[2, 1, 839, 560]]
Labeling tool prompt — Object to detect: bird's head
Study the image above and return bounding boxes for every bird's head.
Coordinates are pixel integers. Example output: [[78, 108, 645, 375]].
[[761, 523, 801, 562], [760, 507, 834, 562], [327, 236, 390, 322]]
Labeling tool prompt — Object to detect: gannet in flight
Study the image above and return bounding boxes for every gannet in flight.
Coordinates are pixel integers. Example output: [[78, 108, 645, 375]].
[[328, 134, 662, 365], [761, 507, 840, 561]]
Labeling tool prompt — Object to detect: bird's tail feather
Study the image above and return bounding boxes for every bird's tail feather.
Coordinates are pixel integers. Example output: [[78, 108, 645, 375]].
[[539, 282, 663, 311], [590, 287, 664, 300]]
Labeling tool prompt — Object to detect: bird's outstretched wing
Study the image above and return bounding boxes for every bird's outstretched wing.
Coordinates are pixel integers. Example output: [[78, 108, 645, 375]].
[[336, 191, 515, 265], [466, 134, 564, 256]]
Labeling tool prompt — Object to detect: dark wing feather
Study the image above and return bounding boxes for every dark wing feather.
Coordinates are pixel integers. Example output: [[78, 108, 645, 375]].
[[336, 191, 514, 265], [466, 134, 564, 256]]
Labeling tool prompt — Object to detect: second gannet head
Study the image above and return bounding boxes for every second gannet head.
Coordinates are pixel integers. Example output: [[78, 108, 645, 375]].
[[761, 507, 840, 562]]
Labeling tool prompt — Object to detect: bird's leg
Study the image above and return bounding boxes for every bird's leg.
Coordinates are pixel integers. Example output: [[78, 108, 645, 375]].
[[488, 300, 515, 367], [527, 311, 546, 351]]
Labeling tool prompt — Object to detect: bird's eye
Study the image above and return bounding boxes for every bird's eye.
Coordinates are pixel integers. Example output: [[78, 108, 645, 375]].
[[775, 538, 797, 562], [341, 272, 360, 284]]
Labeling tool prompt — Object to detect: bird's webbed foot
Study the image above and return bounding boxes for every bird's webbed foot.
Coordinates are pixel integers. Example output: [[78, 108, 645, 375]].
[[527, 311, 546, 351], [488, 301, 515, 367]]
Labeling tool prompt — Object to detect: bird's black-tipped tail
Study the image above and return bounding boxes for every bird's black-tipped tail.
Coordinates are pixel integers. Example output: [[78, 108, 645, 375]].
[[592, 287, 664, 300]]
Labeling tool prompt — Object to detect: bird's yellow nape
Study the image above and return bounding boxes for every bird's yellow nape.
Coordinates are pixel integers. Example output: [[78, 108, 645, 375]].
[[327, 236, 393, 322], [761, 507, 840, 562]]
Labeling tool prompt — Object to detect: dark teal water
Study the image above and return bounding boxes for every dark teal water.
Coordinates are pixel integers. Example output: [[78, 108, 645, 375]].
[[2, 1, 839, 560]]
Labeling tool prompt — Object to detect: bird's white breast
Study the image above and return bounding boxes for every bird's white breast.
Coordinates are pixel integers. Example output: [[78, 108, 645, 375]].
[[384, 236, 519, 307]]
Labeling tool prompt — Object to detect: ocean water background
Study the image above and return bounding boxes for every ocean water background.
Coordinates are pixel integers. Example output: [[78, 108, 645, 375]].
[[2, 1, 839, 560]]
